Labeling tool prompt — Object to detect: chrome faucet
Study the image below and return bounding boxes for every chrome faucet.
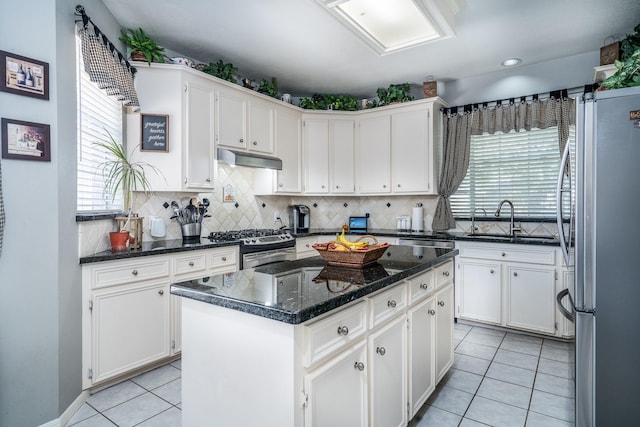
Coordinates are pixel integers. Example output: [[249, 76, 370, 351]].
[[495, 200, 521, 237], [470, 208, 487, 235]]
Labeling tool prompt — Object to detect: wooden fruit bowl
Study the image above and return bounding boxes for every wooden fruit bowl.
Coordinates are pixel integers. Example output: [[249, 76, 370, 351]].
[[312, 235, 390, 267]]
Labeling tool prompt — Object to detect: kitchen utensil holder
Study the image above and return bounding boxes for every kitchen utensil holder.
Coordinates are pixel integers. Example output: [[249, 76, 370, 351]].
[[115, 216, 143, 249], [181, 223, 201, 243]]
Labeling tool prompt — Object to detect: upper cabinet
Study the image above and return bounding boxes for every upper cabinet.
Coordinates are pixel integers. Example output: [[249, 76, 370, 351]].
[[274, 106, 302, 193], [248, 98, 275, 154], [357, 112, 392, 194], [216, 87, 247, 150]]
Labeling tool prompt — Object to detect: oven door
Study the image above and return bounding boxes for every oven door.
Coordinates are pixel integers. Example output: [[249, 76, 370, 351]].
[[242, 247, 297, 270]]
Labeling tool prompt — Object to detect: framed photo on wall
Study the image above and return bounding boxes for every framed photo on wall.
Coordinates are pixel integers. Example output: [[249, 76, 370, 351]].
[[0, 50, 49, 100], [1, 118, 51, 161]]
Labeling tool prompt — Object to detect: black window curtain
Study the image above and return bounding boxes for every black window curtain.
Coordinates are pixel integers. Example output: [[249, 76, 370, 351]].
[[76, 6, 139, 107]]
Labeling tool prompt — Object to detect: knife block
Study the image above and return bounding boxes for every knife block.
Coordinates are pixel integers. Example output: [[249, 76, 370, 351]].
[[115, 216, 143, 249]]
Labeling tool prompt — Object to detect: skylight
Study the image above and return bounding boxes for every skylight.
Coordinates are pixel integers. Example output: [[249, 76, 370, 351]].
[[319, 0, 462, 55]]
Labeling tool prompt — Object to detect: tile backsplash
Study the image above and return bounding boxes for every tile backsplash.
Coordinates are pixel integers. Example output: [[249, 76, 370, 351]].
[[78, 165, 557, 256]]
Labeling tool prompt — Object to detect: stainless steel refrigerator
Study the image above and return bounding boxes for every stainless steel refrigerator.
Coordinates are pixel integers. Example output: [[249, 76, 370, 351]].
[[556, 86, 640, 426]]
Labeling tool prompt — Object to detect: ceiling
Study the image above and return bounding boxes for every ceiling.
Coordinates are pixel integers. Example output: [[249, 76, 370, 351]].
[[101, 0, 640, 98]]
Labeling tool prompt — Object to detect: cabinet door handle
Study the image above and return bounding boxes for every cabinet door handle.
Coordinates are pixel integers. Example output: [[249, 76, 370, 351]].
[[513, 272, 518, 277], [502, 252, 506, 257], [354, 362, 365, 371], [239, 138, 244, 143], [131, 269, 138, 276], [158, 290, 164, 295], [184, 177, 188, 185], [490, 269, 495, 274], [438, 300, 445, 307], [382, 184, 387, 188], [206, 178, 211, 183], [252, 141, 258, 145], [188, 261, 195, 267], [428, 309, 436, 315], [335, 185, 340, 189], [420, 283, 429, 290], [387, 300, 397, 308], [397, 184, 401, 187], [442, 270, 450, 277], [337, 326, 349, 336], [221, 256, 227, 261], [305, 244, 310, 248], [376, 347, 386, 356]]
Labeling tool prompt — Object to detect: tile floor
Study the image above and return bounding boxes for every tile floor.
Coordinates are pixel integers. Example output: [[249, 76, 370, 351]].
[[68, 324, 575, 427]]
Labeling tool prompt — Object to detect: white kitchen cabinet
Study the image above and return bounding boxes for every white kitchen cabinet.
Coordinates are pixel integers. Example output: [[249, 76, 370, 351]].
[[304, 340, 368, 427], [435, 283, 454, 381], [408, 296, 436, 417], [82, 246, 239, 389], [357, 114, 391, 194], [275, 106, 302, 193], [331, 119, 356, 193], [248, 98, 274, 153], [506, 265, 556, 335], [369, 315, 407, 427], [184, 79, 216, 189], [303, 118, 330, 193], [89, 281, 171, 386], [455, 242, 563, 337], [216, 86, 247, 150], [457, 260, 502, 324]]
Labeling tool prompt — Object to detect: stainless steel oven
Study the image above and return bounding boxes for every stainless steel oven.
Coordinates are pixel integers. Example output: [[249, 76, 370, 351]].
[[206, 229, 296, 269]]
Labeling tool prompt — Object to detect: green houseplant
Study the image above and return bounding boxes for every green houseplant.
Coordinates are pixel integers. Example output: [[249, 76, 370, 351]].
[[621, 22, 640, 61], [119, 28, 166, 65], [600, 48, 640, 89], [200, 60, 238, 83], [376, 83, 414, 106], [298, 93, 358, 110], [257, 77, 278, 98]]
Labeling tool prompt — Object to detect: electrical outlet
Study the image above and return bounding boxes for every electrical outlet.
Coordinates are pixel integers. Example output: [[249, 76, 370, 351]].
[[274, 211, 281, 221]]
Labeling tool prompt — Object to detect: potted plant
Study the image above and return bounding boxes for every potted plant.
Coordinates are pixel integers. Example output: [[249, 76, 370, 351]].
[[376, 83, 415, 106], [95, 131, 161, 250], [600, 48, 640, 90], [200, 60, 238, 83], [257, 77, 279, 98], [119, 28, 166, 65], [298, 93, 358, 110]]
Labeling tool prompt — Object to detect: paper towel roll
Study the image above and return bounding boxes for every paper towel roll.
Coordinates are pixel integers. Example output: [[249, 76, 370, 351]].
[[412, 207, 424, 232]]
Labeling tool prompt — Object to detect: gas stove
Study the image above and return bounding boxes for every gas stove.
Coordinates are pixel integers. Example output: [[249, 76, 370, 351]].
[[206, 228, 294, 246]]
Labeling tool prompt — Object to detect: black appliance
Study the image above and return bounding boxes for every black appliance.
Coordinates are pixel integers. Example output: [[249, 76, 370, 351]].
[[206, 228, 296, 269], [288, 205, 310, 233]]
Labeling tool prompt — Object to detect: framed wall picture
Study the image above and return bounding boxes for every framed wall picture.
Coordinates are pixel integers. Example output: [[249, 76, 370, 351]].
[[0, 50, 49, 100], [1, 118, 51, 161], [140, 113, 169, 152]]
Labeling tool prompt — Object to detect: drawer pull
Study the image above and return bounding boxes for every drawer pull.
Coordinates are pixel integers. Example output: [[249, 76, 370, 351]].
[[438, 300, 445, 307], [442, 270, 450, 277], [502, 252, 506, 257], [188, 261, 195, 267], [354, 362, 365, 371], [420, 283, 429, 290], [514, 272, 518, 277], [387, 300, 397, 308], [490, 269, 495, 274], [131, 269, 138, 276], [376, 347, 386, 356], [337, 326, 349, 336], [239, 138, 244, 143], [221, 256, 227, 261], [252, 141, 258, 145], [428, 309, 436, 316], [158, 290, 164, 295]]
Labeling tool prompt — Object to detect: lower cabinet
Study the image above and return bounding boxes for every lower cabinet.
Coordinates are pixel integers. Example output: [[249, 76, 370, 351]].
[[435, 283, 454, 381], [455, 242, 570, 337], [90, 281, 171, 385], [304, 341, 368, 427], [408, 296, 436, 418], [82, 246, 239, 389]]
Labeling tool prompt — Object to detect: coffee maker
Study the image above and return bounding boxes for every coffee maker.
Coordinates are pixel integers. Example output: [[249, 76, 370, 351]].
[[288, 205, 310, 233]]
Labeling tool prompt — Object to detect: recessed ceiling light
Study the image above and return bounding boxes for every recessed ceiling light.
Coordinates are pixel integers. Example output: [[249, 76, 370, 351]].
[[319, 0, 463, 55], [501, 58, 522, 67]]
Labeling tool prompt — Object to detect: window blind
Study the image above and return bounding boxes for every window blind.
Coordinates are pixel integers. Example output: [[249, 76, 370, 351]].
[[450, 126, 575, 219], [76, 34, 124, 212]]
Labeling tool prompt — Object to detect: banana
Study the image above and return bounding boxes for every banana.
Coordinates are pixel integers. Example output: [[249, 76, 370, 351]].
[[335, 230, 369, 250]]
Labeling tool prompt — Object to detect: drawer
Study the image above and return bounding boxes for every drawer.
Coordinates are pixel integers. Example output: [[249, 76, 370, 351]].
[[457, 243, 556, 265], [435, 261, 454, 288], [173, 253, 207, 278], [369, 284, 406, 329], [304, 301, 367, 367], [407, 269, 435, 305], [207, 247, 238, 273], [90, 258, 170, 289]]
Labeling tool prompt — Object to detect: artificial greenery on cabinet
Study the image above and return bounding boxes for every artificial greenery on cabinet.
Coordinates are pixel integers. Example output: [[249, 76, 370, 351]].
[[200, 60, 238, 83], [298, 93, 358, 111]]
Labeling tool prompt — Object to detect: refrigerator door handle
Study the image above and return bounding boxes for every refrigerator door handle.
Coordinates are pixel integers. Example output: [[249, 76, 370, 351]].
[[556, 141, 572, 266], [556, 288, 575, 322]]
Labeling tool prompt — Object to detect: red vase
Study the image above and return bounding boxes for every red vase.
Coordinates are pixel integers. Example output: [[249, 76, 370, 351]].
[[109, 231, 130, 252]]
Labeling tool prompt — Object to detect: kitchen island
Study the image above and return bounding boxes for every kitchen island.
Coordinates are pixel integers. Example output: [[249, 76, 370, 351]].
[[171, 245, 457, 427]]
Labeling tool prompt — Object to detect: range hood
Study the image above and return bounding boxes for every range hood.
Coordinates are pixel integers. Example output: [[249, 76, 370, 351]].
[[216, 148, 283, 170]]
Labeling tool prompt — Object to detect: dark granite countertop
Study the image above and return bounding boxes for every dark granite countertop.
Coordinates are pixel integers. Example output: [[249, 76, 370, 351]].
[[295, 229, 560, 246], [79, 239, 240, 264], [171, 245, 458, 325]]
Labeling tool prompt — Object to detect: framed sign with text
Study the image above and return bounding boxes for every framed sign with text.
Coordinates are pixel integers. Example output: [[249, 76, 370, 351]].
[[140, 113, 169, 152]]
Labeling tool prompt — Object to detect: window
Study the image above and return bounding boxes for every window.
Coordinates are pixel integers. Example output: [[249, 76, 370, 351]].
[[450, 126, 575, 219], [76, 34, 124, 212]]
